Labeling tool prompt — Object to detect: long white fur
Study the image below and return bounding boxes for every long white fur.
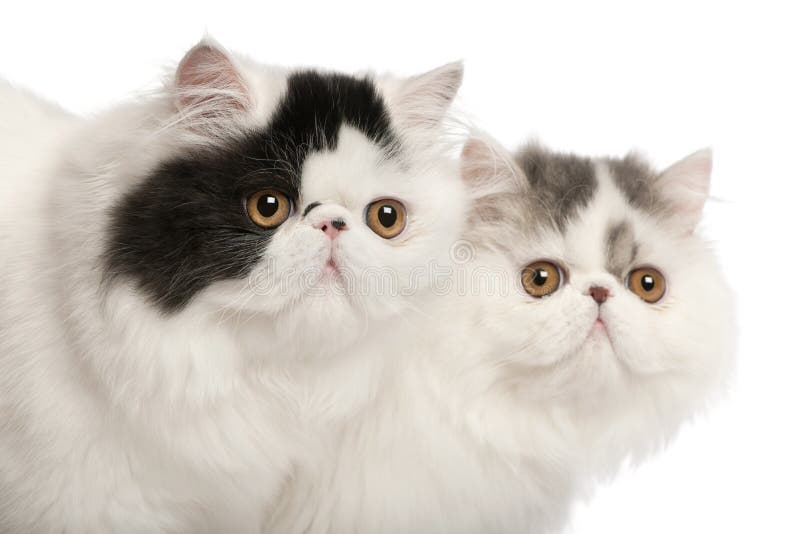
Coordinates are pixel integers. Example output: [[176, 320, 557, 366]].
[[264, 135, 736, 533], [0, 41, 465, 533]]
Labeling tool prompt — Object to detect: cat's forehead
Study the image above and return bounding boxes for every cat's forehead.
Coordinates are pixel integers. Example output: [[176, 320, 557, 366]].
[[513, 145, 662, 231], [508, 150, 667, 276], [252, 69, 400, 188], [514, 144, 598, 231], [300, 126, 403, 207], [604, 154, 661, 213]]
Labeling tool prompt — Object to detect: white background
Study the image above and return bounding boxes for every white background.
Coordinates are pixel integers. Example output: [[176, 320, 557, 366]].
[[2, 2, 797, 532]]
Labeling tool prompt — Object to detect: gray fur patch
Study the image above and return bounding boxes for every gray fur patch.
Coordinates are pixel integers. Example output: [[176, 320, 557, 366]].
[[606, 154, 660, 212], [515, 144, 598, 230], [605, 221, 637, 278]]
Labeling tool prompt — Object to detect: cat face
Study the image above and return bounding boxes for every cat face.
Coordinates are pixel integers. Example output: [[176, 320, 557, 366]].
[[102, 41, 465, 354], [460, 138, 735, 416]]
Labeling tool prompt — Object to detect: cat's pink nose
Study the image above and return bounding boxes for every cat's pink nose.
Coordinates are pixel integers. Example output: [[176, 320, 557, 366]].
[[315, 219, 347, 240], [588, 286, 610, 304]]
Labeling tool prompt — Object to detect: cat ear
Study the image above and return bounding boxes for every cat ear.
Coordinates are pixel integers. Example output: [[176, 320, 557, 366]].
[[174, 39, 251, 118], [459, 134, 527, 241], [461, 135, 525, 192], [656, 148, 713, 231], [389, 62, 463, 133]]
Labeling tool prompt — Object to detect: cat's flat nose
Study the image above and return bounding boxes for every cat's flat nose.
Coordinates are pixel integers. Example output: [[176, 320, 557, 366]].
[[315, 219, 347, 239], [588, 286, 610, 304]]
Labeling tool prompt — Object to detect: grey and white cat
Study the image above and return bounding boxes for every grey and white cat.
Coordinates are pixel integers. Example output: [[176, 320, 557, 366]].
[[265, 134, 736, 533], [0, 39, 465, 533]]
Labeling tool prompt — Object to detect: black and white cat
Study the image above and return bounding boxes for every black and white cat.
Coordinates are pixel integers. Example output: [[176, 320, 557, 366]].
[[0, 40, 465, 533], [264, 134, 736, 533]]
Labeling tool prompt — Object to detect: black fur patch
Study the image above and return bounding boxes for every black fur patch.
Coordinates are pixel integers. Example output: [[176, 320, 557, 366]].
[[302, 201, 322, 217], [104, 70, 399, 312]]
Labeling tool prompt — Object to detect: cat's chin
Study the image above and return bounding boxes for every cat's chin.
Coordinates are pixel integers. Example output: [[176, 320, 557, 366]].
[[504, 327, 625, 401], [583, 318, 616, 351]]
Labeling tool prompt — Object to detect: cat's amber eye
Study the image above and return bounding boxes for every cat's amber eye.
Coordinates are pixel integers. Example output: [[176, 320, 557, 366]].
[[246, 190, 293, 229], [521, 261, 563, 298], [365, 199, 407, 239], [626, 267, 667, 303]]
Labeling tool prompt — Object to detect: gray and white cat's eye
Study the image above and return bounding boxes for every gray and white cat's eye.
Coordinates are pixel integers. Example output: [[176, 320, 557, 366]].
[[625, 266, 667, 303], [521, 260, 565, 298]]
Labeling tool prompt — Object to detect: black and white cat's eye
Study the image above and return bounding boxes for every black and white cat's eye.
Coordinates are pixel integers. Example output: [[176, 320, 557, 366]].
[[626, 267, 666, 303], [365, 199, 406, 239], [521, 260, 563, 298], [246, 190, 293, 229]]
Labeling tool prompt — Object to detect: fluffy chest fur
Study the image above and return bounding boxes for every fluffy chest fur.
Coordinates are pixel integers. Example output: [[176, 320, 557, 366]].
[[264, 315, 582, 534]]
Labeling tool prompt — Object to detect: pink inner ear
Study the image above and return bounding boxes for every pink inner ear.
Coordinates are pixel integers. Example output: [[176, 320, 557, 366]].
[[460, 136, 522, 187], [659, 148, 713, 231], [392, 61, 463, 132], [461, 138, 494, 183], [662, 149, 713, 196], [175, 44, 248, 112]]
